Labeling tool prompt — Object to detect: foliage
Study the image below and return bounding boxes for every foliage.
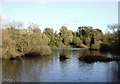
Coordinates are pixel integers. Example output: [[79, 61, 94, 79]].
[[2, 18, 120, 59], [59, 26, 73, 46], [104, 24, 120, 51], [2, 27, 51, 59], [43, 28, 61, 48], [90, 43, 100, 50], [71, 37, 82, 47]]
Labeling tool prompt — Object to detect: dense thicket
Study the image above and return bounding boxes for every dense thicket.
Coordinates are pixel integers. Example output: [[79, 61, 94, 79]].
[[2, 25, 51, 59], [102, 24, 120, 52]]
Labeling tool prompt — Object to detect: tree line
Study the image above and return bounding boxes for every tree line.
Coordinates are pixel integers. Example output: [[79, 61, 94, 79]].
[[1, 20, 120, 59]]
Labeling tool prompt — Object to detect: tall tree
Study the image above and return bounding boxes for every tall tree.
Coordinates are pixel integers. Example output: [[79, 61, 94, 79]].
[[59, 26, 73, 46]]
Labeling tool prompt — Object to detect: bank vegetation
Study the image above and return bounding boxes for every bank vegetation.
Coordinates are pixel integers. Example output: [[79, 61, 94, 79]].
[[1, 19, 120, 59]]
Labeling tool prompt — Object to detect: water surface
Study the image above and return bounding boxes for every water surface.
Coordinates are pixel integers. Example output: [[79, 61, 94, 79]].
[[2, 48, 120, 82]]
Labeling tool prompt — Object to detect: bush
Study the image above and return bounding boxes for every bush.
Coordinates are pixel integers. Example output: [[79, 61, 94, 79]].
[[2, 28, 51, 59], [90, 43, 100, 50], [71, 37, 82, 47], [58, 42, 67, 48]]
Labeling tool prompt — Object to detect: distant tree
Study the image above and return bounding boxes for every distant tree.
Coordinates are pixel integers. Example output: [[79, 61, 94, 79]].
[[77, 26, 94, 45], [107, 24, 120, 33], [60, 26, 68, 33], [43, 28, 54, 36], [43, 28, 61, 47], [59, 26, 73, 46], [107, 24, 120, 51], [95, 28, 103, 34]]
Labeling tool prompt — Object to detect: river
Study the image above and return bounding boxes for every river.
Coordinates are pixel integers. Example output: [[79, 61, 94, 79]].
[[2, 48, 120, 82]]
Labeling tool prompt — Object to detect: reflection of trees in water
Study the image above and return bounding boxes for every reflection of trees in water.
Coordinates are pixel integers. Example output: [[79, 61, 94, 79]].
[[59, 50, 70, 61], [51, 49, 58, 56], [104, 62, 118, 82], [20, 57, 52, 82], [2, 56, 52, 82], [78, 50, 89, 57], [107, 61, 120, 83], [89, 50, 100, 55], [78, 50, 109, 57], [78, 50, 100, 57], [117, 61, 120, 79], [105, 61, 120, 82], [3, 49, 119, 82], [99, 51, 109, 55], [2, 60, 22, 82], [59, 50, 71, 57], [51, 49, 59, 62]]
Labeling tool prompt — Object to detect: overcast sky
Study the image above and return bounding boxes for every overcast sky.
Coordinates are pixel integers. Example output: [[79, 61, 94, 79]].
[[1, 1, 118, 33]]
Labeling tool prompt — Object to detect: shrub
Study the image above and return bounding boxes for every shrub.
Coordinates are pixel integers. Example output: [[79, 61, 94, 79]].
[[90, 43, 100, 50], [2, 28, 51, 59]]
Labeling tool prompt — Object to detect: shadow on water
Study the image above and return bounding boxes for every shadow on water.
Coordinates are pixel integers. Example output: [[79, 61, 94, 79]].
[[2, 48, 120, 82]]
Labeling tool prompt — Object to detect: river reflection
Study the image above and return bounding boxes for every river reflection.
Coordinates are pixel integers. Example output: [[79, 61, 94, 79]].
[[2, 48, 120, 82]]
